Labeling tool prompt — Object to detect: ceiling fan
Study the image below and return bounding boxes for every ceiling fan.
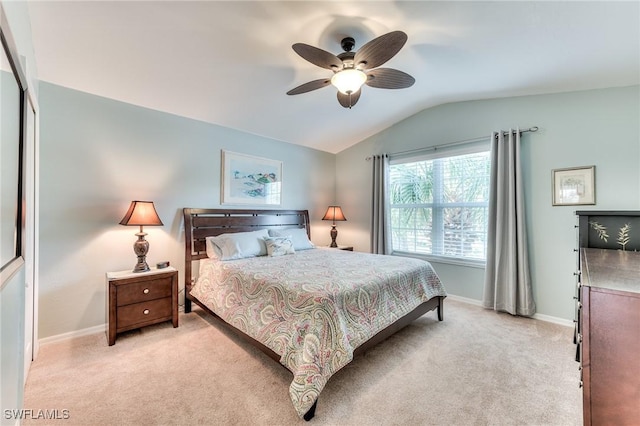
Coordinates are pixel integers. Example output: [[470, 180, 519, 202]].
[[286, 30, 415, 109]]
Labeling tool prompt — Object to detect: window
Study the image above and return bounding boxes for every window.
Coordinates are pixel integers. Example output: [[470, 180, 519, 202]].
[[388, 144, 490, 264]]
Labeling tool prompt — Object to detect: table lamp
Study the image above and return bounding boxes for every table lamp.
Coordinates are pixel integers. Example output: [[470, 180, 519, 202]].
[[119, 201, 163, 272], [322, 205, 347, 247]]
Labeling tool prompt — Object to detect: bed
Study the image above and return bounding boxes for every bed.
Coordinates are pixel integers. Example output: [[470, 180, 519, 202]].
[[183, 208, 447, 420]]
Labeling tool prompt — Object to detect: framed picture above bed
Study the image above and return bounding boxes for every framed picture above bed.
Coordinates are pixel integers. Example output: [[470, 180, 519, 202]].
[[221, 150, 283, 205]]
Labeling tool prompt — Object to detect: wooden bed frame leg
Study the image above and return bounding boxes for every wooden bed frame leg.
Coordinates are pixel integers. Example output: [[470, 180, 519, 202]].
[[437, 297, 444, 321], [303, 400, 317, 421], [184, 297, 192, 314]]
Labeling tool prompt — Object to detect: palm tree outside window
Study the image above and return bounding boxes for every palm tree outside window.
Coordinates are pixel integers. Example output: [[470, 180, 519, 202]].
[[388, 146, 490, 264]]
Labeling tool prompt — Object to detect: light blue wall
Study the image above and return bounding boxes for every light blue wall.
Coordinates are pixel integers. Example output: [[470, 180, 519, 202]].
[[38, 82, 336, 339], [336, 85, 640, 321]]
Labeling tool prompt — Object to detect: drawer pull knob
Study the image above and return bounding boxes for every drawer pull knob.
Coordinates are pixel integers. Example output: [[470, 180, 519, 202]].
[[143, 309, 150, 315], [143, 288, 150, 294]]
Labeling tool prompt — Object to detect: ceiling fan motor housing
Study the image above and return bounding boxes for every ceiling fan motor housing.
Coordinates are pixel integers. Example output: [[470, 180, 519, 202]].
[[340, 37, 356, 52]]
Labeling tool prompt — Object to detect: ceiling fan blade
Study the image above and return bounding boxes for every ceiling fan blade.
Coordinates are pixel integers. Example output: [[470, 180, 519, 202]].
[[292, 43, 342, 70], [337, 90, 361, 109], [287, 79, 331, 95], [365, 68, 415, 89], [354, 31, 408, 70]]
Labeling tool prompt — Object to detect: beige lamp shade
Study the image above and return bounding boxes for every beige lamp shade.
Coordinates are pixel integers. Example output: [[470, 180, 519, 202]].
[[119, 201, 164, 227], [322, 206, 347, 224]]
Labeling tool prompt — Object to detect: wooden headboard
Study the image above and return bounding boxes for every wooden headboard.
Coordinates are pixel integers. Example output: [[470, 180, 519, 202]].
[[182, 208, 310, 311]]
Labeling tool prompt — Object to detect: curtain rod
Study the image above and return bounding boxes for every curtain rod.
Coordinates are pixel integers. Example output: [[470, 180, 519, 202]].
[[366, 126, 539, 160]]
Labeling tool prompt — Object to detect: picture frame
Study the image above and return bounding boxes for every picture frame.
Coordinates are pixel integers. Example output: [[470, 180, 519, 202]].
[[221, 150, 282, 205], [552, 165, 595, 206]]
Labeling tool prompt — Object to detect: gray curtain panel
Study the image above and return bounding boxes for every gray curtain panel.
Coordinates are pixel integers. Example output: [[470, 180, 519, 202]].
[[483, 130, 536, 316], [371, 154, 390, 254]]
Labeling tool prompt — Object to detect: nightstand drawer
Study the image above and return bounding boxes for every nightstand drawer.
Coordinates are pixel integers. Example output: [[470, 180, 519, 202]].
[[117, 277, 173, 306], [117, 297, 172, 329]]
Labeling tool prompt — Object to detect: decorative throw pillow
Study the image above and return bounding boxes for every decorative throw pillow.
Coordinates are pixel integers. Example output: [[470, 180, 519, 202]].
[[264, 236, 295, 257], [268, 228, 315, 250]]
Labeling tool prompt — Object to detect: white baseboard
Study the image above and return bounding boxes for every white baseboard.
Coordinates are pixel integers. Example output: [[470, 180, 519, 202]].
[[39, 324, 106, 346], [531, 312, 574, 328], [445, 294, 484, 307], [446, 294, 574, 328], [39, 306, 187, 346]]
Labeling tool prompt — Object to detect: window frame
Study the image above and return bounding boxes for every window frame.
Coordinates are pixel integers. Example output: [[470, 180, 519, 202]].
[[387, 141, 491, 268]]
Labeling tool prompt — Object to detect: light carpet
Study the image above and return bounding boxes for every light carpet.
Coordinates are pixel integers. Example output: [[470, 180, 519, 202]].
[[23, 299, 582, 425]]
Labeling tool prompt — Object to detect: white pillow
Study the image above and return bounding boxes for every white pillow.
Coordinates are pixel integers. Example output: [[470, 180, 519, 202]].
[[264, 236, 295, 257], [269, 228, 315, 250], [205, 229, 269, 260], [205, 236, 221, 259]]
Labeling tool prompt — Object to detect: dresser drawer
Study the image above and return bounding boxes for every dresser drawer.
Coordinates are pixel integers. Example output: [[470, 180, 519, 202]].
[[117, 297, 172, 329], [117, 276, 173, 306]]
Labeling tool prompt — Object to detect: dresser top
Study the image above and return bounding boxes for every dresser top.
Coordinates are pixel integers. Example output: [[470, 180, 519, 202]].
[[106, 266, 176, 280], [576, 210, 640, 216], [581, 248, 640, 294]]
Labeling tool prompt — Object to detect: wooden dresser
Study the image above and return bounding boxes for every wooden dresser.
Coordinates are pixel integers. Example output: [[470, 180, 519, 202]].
[[575, 211, 640, 425]]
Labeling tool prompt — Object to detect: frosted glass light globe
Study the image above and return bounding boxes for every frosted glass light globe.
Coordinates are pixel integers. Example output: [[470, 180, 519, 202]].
[[331, 69, 367, 94]]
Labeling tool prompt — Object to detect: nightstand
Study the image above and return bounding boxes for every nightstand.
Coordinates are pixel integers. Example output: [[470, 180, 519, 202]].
[[106, 266, 178, 346], [336, 245, 354, 251]]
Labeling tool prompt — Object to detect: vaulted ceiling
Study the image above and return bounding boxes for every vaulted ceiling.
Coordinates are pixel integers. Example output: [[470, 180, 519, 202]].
[[28, 1, 640, 154]]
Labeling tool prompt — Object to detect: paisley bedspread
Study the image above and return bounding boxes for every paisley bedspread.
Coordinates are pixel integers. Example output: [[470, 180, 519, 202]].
[[190, 248, 447, 418]]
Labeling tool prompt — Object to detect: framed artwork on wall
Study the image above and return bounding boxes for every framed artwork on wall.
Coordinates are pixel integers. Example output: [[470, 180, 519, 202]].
[[552, 165, 595, 206], [221, 150, 283, 205]]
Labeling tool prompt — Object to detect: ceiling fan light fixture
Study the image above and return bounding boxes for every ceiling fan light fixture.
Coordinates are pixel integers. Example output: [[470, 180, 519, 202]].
[[288, 31, 413, 108], [331, 69, 367, 95]]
